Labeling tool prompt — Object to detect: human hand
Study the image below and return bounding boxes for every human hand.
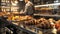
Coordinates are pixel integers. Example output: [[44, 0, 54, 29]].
[[20, 11, 24, 14]]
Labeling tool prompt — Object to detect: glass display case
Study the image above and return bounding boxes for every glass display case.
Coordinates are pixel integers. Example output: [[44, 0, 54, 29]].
[[34, 0, 60, 17], [1, 0, 60, 34]]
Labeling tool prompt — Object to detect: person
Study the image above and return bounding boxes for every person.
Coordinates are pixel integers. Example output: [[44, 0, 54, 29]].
[[20, 0, 34, 15]]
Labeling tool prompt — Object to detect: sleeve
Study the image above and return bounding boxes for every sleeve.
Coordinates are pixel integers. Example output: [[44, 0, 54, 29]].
[[24, 4, 29, 13], [24, 2, 33, 13]]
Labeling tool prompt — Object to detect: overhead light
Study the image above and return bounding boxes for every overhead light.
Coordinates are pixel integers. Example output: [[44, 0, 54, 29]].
[[15, 1, 18, 3], [19, 0, 23, 1], [35, 3, 60, 7]]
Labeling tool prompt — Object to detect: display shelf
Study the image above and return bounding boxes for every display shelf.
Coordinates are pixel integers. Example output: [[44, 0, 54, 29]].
[[34, 14, 60, 17], [35, 3, 60, 7], [12, 24, 37, 34], [34, 3, 60, 11], [12, 22, 54, 34], [34, 3, 60, 18], [9, 20, 44, 34], [33, 14, 60, 20]]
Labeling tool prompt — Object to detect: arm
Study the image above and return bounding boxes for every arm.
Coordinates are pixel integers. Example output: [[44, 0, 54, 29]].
[[20, 5, 29, 14], [24, 5, 29, 13]]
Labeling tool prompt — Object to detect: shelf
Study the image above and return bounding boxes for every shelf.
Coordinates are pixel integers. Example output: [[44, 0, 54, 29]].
[[34, 14, 60, 17], [35, 3, 60, 7], [34, 3, 60, 10], [12, 24, 37, 34]]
